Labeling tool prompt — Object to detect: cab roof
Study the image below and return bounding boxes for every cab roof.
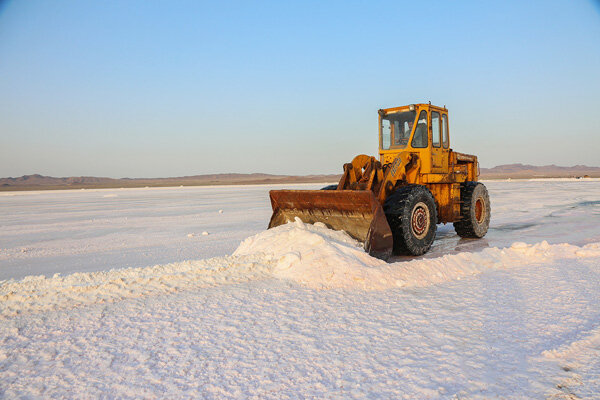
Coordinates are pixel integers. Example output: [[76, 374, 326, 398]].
[[380, 104, 448, 114]]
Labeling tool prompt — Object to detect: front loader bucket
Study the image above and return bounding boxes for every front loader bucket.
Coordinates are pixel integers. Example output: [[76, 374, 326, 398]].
[[268, 190, 393, 260]]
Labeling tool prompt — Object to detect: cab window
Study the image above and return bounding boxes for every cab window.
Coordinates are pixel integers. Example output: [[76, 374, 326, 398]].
[[431, 111, 441, 148], [442, 114, 449, 148], [411, 110, 428, 148], [381, 119, 391, 150], [380, 110, 416, 149]]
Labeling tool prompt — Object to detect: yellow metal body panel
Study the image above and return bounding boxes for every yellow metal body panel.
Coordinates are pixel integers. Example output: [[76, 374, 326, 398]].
[[378, 104, 449, 172], [372, 104, 479, 223], [331, 103, 479, 224], [267, 103, 482, 259]]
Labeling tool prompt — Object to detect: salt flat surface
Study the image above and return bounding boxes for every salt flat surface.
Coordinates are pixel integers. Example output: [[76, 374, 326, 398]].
[[1, 179, 599, 398], [0, 183, 321, 280], [2, 180, 599, 280]]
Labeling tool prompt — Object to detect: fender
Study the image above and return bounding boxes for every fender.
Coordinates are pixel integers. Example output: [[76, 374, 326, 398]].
[[377, 152, 421, 203]]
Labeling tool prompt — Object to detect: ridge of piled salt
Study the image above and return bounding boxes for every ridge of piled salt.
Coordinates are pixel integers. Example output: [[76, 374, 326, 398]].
[[2, 218, 599, 318], [236, 219, 600, 290]]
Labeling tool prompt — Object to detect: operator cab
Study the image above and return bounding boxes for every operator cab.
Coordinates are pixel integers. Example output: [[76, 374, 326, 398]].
[[378, 103, 450, 174]]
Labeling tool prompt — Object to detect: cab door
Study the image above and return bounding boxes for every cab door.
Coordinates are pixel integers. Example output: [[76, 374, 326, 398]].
[[430, 110, 446, 173], [440, 112, 450, 172]]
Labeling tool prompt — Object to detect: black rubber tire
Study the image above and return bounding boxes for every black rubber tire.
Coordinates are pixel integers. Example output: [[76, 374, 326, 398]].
[[321, 184, 338, 190], [454, 182, 491, 238], [384, 185, 437, 256]]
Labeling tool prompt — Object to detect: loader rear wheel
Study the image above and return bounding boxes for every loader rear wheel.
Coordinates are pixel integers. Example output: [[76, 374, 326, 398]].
[[384, 185, 437, 256], [454, 182, 491, 238]]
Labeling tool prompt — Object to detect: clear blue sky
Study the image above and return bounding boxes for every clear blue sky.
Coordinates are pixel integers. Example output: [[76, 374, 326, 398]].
[[1, 0, 599, 178]]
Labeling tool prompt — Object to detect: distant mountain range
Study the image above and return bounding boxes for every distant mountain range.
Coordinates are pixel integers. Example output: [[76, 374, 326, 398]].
[[1, 164, 598, 191], [479, 163, 600, 179], [0, 173, 342, 191]]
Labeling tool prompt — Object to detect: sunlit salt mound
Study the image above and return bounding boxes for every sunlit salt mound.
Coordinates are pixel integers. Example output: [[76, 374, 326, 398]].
[[234, 218, 600, 290], [234, 218, 476, 290], [234, 218, 388, 289]]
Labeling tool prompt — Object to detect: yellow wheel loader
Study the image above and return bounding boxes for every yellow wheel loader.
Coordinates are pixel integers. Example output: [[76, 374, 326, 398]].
[[268, 103, 491, 260]]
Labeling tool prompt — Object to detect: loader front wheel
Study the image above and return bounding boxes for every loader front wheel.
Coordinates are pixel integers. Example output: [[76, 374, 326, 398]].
[[454, 182, 491, 238], [384, 185, 437, 256]]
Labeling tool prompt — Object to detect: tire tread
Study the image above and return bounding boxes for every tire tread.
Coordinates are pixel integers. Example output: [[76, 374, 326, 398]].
[[454, 181, 490, 238], [384, 185, 437, 256]]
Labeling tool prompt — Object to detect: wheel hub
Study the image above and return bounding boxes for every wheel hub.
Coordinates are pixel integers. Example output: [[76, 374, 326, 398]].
[[475, 197, 485, 224], [411, 202, 430, 240]]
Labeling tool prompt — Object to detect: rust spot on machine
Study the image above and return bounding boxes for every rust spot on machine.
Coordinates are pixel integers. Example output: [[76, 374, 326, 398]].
[[268, 190, 393, 260]]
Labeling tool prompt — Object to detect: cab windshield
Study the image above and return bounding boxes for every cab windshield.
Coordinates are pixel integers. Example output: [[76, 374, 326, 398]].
[[380, 110, 417, 150]]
